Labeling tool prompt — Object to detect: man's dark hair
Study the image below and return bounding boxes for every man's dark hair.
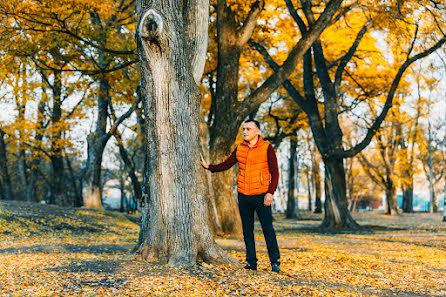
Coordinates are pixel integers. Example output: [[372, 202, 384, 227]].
[[245, 119, 260, 130]]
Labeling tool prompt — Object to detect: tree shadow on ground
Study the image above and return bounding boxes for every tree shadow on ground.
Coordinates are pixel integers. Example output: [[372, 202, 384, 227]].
[[275, 224, 407, 236], [47, 259, 122, 274], [0, 244, 134, 255]]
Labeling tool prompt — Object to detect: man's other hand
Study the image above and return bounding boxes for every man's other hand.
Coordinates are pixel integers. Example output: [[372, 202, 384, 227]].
[[264, 193, 273, 206], [200, 153, 209, 169]]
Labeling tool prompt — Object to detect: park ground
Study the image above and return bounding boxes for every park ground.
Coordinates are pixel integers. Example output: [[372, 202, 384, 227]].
[[0, 201, 445, 296]]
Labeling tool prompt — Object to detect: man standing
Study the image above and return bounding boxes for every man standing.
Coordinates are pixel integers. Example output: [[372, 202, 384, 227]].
[[200, 119, 280, 272]]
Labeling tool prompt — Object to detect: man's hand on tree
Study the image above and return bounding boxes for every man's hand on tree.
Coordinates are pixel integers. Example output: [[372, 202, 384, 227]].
[[264, 193, 273, 207], [200, 153, 209, 169]]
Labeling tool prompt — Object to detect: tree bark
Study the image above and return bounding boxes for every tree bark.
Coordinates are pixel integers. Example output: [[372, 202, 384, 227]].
[[82, 14, 113, 210], [0, 129, 13, 200], [83, 130, 106, 209], [65, 155, 83, 207], [427, 122, 436, 213], [401, 178, 414, 213], [385, 178, 398, 215], [49, 69, 68, 206], [312, 153, 322, 213], [134, 0, 237, 267], [443, 176, 446, 221], [286, 138, 300, 218], [322, 157, 358, 228]]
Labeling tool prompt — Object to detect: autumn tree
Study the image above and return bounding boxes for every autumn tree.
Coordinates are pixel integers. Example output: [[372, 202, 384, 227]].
[[0, 0, 140, 208], [253, 0, 446, 227], [202, 0, 344, 234], [134, 0, 237, 266]]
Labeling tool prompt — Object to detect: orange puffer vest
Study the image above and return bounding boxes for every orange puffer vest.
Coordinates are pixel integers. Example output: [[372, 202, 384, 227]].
[[236, 136, 271, 195]]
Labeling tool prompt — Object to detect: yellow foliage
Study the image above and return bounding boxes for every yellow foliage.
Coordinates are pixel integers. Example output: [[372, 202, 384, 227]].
[[1, 201, 446, 296]]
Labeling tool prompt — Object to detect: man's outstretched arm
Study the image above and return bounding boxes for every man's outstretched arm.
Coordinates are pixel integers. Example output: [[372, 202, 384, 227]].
[[201, 149, 237, 172]]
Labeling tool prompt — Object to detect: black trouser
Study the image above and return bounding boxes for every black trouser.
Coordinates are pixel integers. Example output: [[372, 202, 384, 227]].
[[237, 193, 280, 265]]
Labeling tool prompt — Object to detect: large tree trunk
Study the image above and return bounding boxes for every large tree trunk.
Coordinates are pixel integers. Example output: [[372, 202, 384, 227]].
[[385, 178, 398, 215], [134, 0, 237, 267], [321, 157, 358, 228], [208, 2, 246, 235], [286, 138, 300, 218], [209, 146, 242, 235]]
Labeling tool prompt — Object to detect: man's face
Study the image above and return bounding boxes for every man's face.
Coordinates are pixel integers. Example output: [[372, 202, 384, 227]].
[[243, 122, 260, 142]]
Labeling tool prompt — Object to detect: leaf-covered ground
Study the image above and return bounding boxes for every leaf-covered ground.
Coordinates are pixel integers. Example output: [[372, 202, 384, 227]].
[[1, 201, 445, 296]]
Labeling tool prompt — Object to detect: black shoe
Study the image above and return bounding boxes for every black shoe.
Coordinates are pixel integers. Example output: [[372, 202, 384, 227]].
[[243, 263, 257, 271], [271, 263, 280, 273]]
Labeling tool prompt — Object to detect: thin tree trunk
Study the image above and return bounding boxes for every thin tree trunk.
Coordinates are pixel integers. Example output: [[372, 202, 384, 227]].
[[428, 122, 436, 213], [119, 173, 126, 213], [14, 98, 29, 201], [65, 155, 83, 207], [312, 153, 322, 213], [83, 74, 109, 210], [50, 70, 68, 206], [0, 129, 13, 200], [305, 164, 312, 211], [385, 178, 398, 215], [113, 128, 142, 203], [134, 1, 237, 267], [278, 164, 287, 213], [443, 176, 446, 221], [286, 138, 300, 218]]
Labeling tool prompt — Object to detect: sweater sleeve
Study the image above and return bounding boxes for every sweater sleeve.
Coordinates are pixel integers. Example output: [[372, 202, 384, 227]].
[[267, 144, 279, 195], [208, 148, 238, 172]]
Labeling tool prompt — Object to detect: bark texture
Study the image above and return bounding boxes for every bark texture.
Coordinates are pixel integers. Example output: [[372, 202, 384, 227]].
[[135, 0, 237, 267]]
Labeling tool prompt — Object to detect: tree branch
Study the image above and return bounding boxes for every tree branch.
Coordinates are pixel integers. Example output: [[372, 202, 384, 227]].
[[236, 1, 264, 47], [242, 0, 344, 114], [334, 24, 368, 87], [342, 35, 446, 158]]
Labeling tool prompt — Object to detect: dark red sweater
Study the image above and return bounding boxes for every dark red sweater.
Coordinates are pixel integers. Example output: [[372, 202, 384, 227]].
[[208, 144, 279, 195]]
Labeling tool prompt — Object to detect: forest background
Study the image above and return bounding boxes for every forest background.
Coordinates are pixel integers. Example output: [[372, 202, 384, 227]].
[[0, 0, 445, 233]]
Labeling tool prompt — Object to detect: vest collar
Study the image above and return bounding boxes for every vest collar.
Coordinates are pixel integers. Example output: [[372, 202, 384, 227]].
[[241, 135, 264, 148]]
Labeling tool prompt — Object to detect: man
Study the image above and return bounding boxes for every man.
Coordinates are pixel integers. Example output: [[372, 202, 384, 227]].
[[200, 119, 280, 272]]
